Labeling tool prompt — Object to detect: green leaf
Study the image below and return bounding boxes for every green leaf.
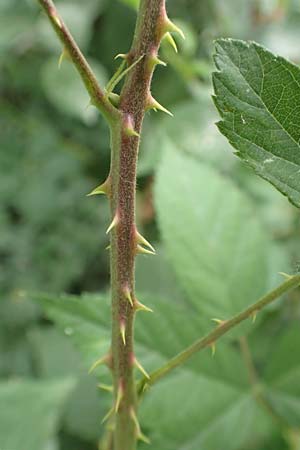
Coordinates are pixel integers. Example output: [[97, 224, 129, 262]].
[[33, 291, 300, 449], [41, 57, 107, 123], [140, 372, 271, 450], [32, 292, 111, 369], [120, 0, 139, 10], [28, 327, 108, 441], [155, 146, 284, 335], [37, 1, 105, 52], [138, 89, 235, 177], [0, 378, 75, 450], [32, 291, 248, 385], [263, 325, 300, 426], [31, 294, 276, 450], [213, 38, 300, 208]]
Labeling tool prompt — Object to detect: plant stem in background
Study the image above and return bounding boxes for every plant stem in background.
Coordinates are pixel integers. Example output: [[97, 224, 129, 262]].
[[239, 336, 289, 428]]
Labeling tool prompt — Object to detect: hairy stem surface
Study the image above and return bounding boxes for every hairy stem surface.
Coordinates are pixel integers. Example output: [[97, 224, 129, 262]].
[[109, 1, 169, 448]]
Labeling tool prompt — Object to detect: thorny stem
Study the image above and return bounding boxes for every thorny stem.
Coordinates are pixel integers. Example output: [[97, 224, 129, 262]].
[[38, 0, 119, 124], [109, 1, 172, 448], [138, 274, 300, 393], [38, 0, 183, 447]]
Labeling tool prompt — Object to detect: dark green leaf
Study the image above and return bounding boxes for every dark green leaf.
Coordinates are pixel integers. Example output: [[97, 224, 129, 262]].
[[213, 38, 300, 207]]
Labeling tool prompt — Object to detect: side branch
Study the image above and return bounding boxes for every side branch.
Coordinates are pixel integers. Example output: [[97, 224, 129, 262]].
[[139, 274, 300, 391], [38, 0, 119, 123]]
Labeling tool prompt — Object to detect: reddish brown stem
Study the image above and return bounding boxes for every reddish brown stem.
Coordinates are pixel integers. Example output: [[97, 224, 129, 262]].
[[109, 1, 168, 448]]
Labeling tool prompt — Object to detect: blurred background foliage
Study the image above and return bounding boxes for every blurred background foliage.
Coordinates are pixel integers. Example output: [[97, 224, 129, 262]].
[[1, 0, 300, 449]]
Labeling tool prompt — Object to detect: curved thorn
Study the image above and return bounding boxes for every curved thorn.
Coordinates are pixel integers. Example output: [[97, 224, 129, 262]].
[[279, 272, 293, 280], [211, 342, 216, 357], [211, 318, 225, 326], [130, 408, 151, 444], [124, 287, 134, 307], [165, 19, 185, 40], [148, 54, 167, 70], [101, 406, 115, 424], [135, 300, 153, 313], [97, 383, 113, 392], [154, 56, 167, 67], [125, 127, 140, 138], [147, 96, 173, 117], [252, 310, 258, 323], [58, 48, 68, 69], [134, 358, 150, 379], [87, 178, 110, 197], [137, 244, 156, 256], [136, 231, 156, 253], [124, 114, 140, 138], [88, 355, 108, 374], [106, 213, 119, 235], [114, 53, 127, 60], [164, 32, 178, 53], [120, 321, 126, 346], [52, 15, 62, 29], [115, 382, 124, 413]]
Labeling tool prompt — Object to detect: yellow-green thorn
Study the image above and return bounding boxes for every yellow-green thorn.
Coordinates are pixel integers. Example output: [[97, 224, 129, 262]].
[[101, 406, 114, 424], [114, 53, 127, 60], [150, 55, 167, 68], [137, 244, 156, 256], [58, 48, 69, 69], [211, 342, 216, 357], [97, 383, 113, 392], [130, 408, 151, 444], [115, 382, 124, 413], [136, 231, 156, 253], [165, 19, 185, 40], [120, 321, 126, 346], [279, 272, 293, 280], [125, 127, 140, 138], [164, 32, 178, 53], [51, 14, 62, 29], [211, 318, 225, 326], [124, 114, 140, 138], [87, 178, 110, 197], [134, 358, 150, 379], [252, 310, 258, 323], [135, 300, 153, 313], [124, 287, 134, 307], [88, 355, 108, 374], [87, 185, 106, 197], [147, 97, 173, 117], [155, 56, 167, 67], [106, 213, 119, 234]]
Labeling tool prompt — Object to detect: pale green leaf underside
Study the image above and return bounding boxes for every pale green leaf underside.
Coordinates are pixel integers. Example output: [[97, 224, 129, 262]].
[[155, 146, 280, 336], [213, 38, 300, 207], [0, 378, 75, 450]]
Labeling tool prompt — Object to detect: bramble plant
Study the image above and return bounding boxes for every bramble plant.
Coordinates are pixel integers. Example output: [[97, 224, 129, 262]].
[[29, 1, 300, 450]]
